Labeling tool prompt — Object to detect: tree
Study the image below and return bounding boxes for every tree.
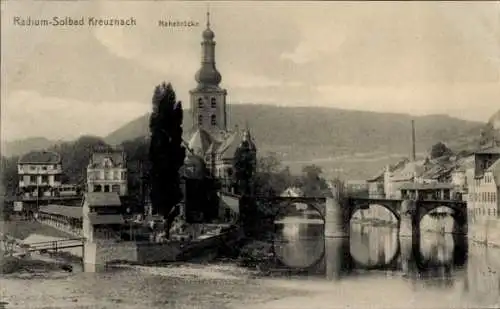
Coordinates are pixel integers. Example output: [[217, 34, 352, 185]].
[[148, 82, 186, 234], [430, 142, 453, 159], [300, 164, 330, 197], [121, 137, 150, 213], [233, 134, 257, 196]]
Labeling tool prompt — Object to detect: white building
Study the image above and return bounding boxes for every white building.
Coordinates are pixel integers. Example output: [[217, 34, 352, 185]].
[[466, 146, 500, 225], [18, 151, 63, 198], [86, 149, 128, 196]]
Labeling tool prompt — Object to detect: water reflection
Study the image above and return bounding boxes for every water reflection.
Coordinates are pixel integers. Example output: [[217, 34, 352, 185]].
[[272, 217, 468, 282]]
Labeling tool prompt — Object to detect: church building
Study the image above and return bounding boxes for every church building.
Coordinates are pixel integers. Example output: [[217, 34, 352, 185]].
[[183, 11, 257, 194]]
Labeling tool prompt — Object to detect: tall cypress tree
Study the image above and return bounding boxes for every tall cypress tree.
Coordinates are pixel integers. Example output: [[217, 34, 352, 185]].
[[233, 135, 257, 197], [149, 82, 186, 233], [233, 133, 257, 236]]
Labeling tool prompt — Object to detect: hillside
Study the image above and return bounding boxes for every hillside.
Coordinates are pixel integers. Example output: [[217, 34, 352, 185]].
[[1, 137, 60, 158], [105, 104, 484, 162]]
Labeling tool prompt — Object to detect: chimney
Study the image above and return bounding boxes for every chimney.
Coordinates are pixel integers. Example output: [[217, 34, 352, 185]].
[[411, 120, 416, 162]]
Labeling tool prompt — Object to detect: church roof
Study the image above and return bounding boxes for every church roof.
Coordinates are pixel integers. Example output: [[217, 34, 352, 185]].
[[218, 132, 241, 160], [218, 129, 256, 161], [195, 66, 222, 86], [187, 129, 213, 156]]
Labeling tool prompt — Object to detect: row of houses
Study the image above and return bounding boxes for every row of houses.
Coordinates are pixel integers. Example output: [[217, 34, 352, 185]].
[[345, 144, 500, 224], [17, 148, 128, 199]]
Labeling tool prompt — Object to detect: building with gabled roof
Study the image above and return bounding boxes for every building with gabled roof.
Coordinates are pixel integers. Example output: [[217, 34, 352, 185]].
[[86, 148, 128, 196], [17, 150, 63, 199], [82, 192, 124, 242], [465, 145, 500, 234]]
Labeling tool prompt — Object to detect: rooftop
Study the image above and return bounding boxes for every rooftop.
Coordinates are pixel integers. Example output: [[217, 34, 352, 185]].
[[88, 151, 126, 168], [84, 192, 122, 207], [475, 146, 500, 155], [18, 151, 61, 165], [87, 213, 124, 225], [39, 205, 82, 219], [399, 183, 455, 191], [486, 158, 500, 173]]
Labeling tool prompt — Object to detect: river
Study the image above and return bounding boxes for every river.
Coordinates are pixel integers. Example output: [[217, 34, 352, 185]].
[[1, 216, 500, 309]]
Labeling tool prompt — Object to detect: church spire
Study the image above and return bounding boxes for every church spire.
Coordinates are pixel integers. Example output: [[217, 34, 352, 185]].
[[206, 7, 210, 29], [195, 8, 221, 87]]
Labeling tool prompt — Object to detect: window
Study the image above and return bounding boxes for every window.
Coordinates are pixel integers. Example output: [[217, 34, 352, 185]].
[[106, 171, 112, 180], [198, 115, 203, 126], [211, 114, 217, 125], [111, 185, 121, 193], [103, 158, 113, 168], [94, 185, 102, 192], [198, 98, 203, 108], [211, 97, 217, 108], [104, 185, 110, 192], [41, 175, 48, 183], [114, 171, 120, 180]]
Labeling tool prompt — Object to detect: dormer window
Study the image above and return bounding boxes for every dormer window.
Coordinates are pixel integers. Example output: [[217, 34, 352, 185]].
[[211, 114, 216, 125], [198, 98, 203, 108], [211, 97, 216, 108]]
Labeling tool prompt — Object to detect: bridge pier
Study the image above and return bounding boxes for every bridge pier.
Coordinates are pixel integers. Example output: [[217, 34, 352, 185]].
[[83, 241, 97, 273], [399, 236, 414, 275], [452, 219, 468, 236], [324, 188, 349, 238], [324, 238, 346, 280], [399, 200, 415, 238]]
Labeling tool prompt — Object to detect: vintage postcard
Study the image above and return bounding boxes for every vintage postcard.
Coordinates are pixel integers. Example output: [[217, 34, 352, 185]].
[[1, 1, 500, 308]]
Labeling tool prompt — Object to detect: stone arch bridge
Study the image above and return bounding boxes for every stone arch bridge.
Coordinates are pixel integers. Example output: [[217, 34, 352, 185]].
[[258, 191, 467, 237]]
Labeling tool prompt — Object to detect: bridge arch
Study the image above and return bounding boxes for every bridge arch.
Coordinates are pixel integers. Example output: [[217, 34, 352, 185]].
[[416, 202, 467, 235], [348, 202, 401, 227], [271, 197, 326, 223], [267, 197, 327, 271]]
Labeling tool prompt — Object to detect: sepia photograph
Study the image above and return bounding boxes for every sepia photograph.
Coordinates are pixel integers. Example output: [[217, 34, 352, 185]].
[[1, 1, 500, 308]]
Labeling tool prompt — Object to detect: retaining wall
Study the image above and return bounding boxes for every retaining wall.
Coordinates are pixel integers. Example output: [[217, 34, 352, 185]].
[[84, 240, 182, 272]]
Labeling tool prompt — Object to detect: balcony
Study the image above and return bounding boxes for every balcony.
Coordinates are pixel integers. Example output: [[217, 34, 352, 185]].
[[18, 168, 63, 175]]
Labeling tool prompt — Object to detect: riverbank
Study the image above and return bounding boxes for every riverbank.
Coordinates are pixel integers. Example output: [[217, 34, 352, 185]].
[[3, 223, 500, 308], [2, 250, 499, 309]]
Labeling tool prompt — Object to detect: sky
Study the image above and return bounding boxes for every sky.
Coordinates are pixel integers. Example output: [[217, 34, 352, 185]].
[[1, 1, 500, 141]]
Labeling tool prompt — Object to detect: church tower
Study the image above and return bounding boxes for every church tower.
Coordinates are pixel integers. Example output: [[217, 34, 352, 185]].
[[189, 10, 228, 135]]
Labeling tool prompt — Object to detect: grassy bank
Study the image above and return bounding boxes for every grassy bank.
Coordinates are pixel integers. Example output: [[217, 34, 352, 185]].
[[0, 254, 73, 275]]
